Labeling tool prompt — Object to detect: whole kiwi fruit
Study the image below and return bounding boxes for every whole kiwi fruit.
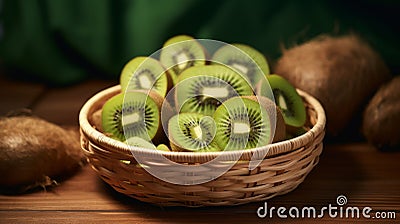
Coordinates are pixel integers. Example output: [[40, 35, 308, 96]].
[[362, 76, 400, 151], [275, 34, 391, 137], [0, 115, 85, 192]]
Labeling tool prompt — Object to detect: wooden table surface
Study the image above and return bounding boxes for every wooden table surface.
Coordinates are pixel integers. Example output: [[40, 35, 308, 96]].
[[0, 75, 399, 223]]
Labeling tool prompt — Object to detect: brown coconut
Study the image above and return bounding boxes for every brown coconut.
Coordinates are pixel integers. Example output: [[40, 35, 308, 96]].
[[0, 115, 85, 192], [275, 34, 391, 136], [362, 76, 400, 150]]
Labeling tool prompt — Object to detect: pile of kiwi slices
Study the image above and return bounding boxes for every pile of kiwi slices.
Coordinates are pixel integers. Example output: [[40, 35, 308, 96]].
[[95, 35, 307, 152]]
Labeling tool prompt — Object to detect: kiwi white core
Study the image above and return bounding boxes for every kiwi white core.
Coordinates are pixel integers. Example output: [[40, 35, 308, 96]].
[[124, 113, 141, 125], [278, 95, 288, 111], [138, 74, 153, 89], [203, 87, 229, 98], [233, 122, 251, 134], [191, 125, 203, 140], [176, 53, 189, 70], [232, 63, 249, 75]]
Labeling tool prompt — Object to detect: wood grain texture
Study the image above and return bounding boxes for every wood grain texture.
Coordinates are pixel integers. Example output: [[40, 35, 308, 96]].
[[1, 144, 399, 223], [0, 75, 45, 116], [32, 80, 116, 125], [0, 78, 399, 223]]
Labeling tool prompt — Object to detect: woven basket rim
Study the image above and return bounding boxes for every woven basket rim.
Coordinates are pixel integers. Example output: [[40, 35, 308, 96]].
[[79, 85, 326, 162]]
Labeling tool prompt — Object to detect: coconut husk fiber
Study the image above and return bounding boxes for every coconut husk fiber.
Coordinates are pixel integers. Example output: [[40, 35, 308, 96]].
[[275, 34, 392, 137], [0, 114, 85, 193]]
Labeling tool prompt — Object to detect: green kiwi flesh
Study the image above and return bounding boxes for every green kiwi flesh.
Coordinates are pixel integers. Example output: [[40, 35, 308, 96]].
[[156, 144, 171, 151], [160, 35, 207, 85], [213, 97, 271, 150], [101, 91, 160, 142], [168, 113, 220, 152], [212, 43, 270, 85], [176, 65, 253, 116], [267, 75, 306, 127], [243, 95, 286, 143], [125, 136, 156, 150], [120, 57, 169, 97]]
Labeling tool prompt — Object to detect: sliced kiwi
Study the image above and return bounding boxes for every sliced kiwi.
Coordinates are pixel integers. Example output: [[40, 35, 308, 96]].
[[213, 97, 271, 150], [175, 64, 253, 116], [101, 91, 161, 142], [243, 95, 286, 143], [267, 74, 306, 128], [156, 144, 171, 152], [286, 126, 308, 140], [125, 136, 157, 150], [168, 113, 220, 152], [120, 57, 169, 97], [160, 35, 207, 85], [212, 43, 270, 86]]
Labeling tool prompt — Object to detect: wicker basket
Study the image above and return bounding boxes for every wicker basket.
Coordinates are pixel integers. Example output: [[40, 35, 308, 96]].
[[79, 85, 326, 207]]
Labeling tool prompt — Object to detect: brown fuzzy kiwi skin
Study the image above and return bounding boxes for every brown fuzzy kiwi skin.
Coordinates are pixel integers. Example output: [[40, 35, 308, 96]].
[[243, 96, 286, 143], [90, 109, 103, 132], [274, 34, 392, 137], [362, 76, 400, 151], [0, 116, 85, 192]]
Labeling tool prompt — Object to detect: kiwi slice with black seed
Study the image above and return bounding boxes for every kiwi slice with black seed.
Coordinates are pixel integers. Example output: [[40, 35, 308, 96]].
[[168, 113, 220, 152], [212, 43, 270, 86], [243, 95, 286, 143], [160, 35, 207, 85], [125, 136, 156, 150], [175, 64, 253, 116], [120, 57, 169, 97], [267, 74, 306, 128], [101, 91, 162, 142], [213, 97, 272, 150]]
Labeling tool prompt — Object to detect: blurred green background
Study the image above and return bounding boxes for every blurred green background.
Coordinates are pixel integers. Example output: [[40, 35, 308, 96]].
[[0, 0, 399, 85]]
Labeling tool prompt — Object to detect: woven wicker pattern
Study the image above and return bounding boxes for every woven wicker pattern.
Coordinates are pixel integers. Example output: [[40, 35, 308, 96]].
[[79, 85, 326, 207]]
